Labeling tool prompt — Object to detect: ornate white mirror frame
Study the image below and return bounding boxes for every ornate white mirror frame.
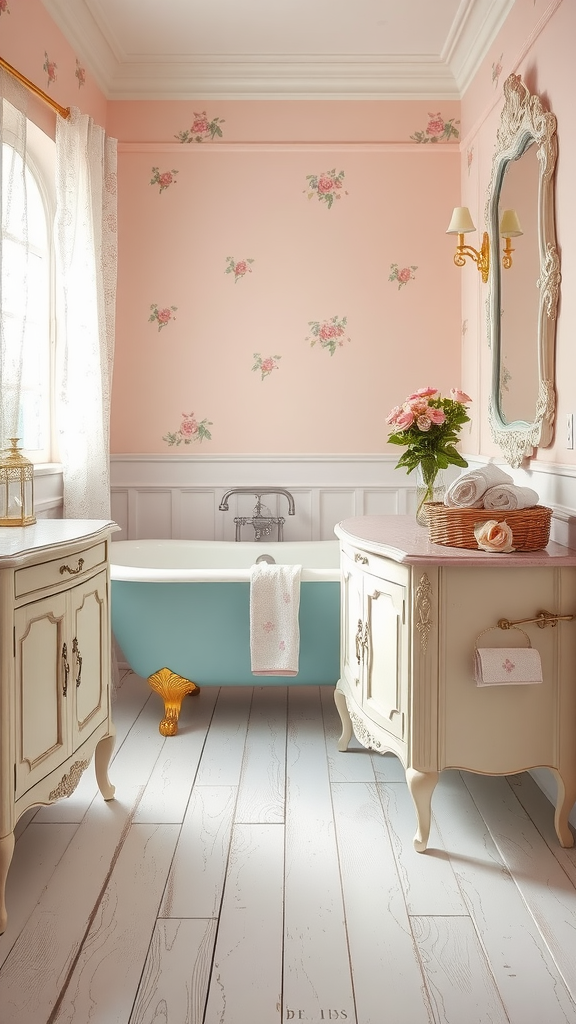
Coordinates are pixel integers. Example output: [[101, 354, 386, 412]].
[[485, 73, 560, 468]]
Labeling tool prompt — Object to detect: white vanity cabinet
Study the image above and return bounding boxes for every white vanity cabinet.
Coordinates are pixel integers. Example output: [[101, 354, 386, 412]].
[[334, 516, 576, 852], [0, 521, 118, 933]]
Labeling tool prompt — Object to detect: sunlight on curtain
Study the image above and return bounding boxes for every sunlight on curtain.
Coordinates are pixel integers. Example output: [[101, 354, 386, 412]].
[[0, 71, 29, 451], [55, 107, 117, 518]]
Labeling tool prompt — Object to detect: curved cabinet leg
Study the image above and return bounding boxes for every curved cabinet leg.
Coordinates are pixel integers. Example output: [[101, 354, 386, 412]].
[[95, 725, 116, 801], [0, 832, 15, 935], [148, 667, 200, 736], [549, 768, 576, 848], [334, 687, 353, 752], [406, 767, 439, 853]]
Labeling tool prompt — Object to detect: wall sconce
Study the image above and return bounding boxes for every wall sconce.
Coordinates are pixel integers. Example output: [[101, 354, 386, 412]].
[[0, 438, 36, 527], [499, 208, 523, 269], [446, 206, 490, 283]]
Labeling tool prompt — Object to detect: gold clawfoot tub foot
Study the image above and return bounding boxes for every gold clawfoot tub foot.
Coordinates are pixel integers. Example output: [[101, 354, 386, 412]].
[[148, 667, 200, 736]]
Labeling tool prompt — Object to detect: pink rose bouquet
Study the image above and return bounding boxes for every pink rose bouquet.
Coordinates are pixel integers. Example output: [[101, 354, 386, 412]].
[[386, 387, 472, 518]]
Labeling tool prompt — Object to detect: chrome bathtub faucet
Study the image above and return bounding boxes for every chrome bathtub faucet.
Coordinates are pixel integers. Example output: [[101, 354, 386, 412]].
[[218, 488, 296, 541]]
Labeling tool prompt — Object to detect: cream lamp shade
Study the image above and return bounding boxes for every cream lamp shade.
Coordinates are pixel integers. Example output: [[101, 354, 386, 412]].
[[499, 208, 523, 237], [446, 207, 476, 234]]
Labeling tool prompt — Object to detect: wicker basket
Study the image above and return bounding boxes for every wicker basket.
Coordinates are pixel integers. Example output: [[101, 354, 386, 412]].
[[424, 502, 552, 551]]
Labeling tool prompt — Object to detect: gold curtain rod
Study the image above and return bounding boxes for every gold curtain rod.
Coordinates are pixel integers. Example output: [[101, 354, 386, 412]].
[[0, 56, 70, 119]]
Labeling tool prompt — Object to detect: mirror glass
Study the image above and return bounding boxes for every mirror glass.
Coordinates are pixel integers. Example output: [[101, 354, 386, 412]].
[[498, 143, 540, 424], [486, 74, 560, 467]]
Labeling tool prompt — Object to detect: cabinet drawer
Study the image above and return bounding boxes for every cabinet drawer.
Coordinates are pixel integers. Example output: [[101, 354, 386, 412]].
[[341, 542, 409, 587], [14, 542, 107, 598]]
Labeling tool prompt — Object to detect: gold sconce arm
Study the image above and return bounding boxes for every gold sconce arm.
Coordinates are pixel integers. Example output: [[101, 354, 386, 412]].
[[453, 232, 490, 283], [502, 238, 515, 270]]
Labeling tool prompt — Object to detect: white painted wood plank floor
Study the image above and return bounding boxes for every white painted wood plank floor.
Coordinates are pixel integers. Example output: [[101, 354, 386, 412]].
[[1, 674, 576, 1024]]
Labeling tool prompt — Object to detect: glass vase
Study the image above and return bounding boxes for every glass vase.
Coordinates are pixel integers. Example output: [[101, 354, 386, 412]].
[[415, 465, 446, 526]]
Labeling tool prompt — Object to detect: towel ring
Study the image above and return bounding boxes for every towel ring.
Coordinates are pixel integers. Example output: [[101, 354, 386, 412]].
[[475, 625, 532, 648]]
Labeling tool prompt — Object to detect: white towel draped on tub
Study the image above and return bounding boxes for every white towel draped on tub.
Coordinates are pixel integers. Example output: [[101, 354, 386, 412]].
[[482, 484, 539, 511], [250, 563, 302, 676], [474, 647, 543, 686], [444, 464, 513, 507]]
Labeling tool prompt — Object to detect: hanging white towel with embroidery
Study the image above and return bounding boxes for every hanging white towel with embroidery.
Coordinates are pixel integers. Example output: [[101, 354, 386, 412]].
[[250, 562, 302, 676]]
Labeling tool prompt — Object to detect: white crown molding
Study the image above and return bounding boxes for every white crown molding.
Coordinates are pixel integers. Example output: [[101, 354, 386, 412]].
[[42, 0, 514, 100]]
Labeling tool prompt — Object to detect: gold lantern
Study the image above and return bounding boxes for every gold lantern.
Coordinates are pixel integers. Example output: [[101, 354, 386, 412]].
[[0, 438, 36, 527]]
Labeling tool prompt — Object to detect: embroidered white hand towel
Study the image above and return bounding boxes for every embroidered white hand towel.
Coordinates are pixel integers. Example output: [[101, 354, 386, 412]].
[[474, 647, 543, 686], [250, 563, 302, 676], [482, 484, 539, 511], [444, 465, 513, 508]]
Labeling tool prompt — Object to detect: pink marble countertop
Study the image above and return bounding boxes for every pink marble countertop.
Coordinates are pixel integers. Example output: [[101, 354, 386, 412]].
[[335, 516, 576, 567]]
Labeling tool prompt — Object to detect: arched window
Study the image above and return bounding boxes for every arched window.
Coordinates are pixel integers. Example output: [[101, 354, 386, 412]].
[[1, 116, 55, 463]]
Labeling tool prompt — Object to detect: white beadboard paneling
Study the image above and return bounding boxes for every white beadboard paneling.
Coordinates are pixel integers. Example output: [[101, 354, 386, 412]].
[[181, 489, 218, 540], [283, 687, 356, 1021], [111, 487, 128, 538], [204, 824, 284, 1024], [110, 453, 414, 540], [133, 489, 173, 539], [235, 686, 287, 824], [332, 781, 434, 1024], [130, 919, 218, 1024]]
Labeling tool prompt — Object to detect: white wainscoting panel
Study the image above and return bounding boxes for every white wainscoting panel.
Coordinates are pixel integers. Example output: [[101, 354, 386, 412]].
[[110, 454, 417, 541]]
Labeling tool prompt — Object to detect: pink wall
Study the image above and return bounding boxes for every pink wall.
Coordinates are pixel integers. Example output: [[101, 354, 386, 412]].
[[108, 102, 462, 454], [459, 0, 575, 466], [0, 0, 107, 130], [7, 0, 574, 465]]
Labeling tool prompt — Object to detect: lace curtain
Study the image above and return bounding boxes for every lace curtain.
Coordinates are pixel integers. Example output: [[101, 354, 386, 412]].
[[0, 70, 29, 449], [55, 107, 117, 518]]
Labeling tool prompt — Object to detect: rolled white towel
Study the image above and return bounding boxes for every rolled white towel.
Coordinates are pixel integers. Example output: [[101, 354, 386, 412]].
[[444, 465, 513, 508], [482, 484, 539, 511]]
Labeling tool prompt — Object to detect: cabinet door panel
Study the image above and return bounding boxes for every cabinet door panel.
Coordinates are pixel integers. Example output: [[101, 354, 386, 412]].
[[71, 572, 108, 744], [15, 594, 67, 799], [364, 574, 407, 741]]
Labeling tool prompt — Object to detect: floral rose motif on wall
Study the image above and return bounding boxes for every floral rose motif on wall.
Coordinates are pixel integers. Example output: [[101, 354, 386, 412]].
[[163, 412, 213, 446], [0, 1, 10, 15], [410, 114, 459, 143], [175, 113, 225, 143], [492, 54, 504, 87], [150, 167, 179, 193], [149, 304, 177, 331], [252, 353, 281, 380], [75, 59, 86, 88], [304, 169, 347, 209], [225, 256, 254, 282], [389, 263, 418, 289], [467, 147, 474, 175], [43, 52, 57, 87], [306, 316, 350, 356]]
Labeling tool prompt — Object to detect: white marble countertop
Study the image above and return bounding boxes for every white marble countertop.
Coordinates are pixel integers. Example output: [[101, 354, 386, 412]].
[[335, 515, 576, 567], [0, 520, 119, 564]]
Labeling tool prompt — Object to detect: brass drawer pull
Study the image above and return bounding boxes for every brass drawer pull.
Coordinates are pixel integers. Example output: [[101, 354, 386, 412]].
[[355, 619, 363, 664], [354, 553, 368, 565], [60, 558, 85, 576], [61, 643, 69, 697], [72, 637, 83, 687]]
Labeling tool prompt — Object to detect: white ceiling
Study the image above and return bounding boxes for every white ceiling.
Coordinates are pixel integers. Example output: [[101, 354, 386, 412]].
[[42, 0, 515, 100]]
